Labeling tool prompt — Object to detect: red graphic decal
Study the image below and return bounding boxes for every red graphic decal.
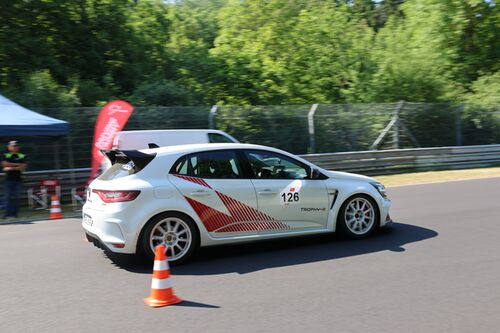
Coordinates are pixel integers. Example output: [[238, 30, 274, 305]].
[[184, 197, 233, 232], [185, 194, 290, 232], [217, 222, 279, 233], [175, 173, 290, 232], [173, 175, 212, 189], [289, 188, 295, 192], [215, 191, 285, 229]]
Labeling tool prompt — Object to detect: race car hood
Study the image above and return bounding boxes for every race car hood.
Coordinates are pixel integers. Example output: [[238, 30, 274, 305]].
[[324, 170, 376, 183]]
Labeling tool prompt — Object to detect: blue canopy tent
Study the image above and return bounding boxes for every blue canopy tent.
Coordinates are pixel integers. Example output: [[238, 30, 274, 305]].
[[0, 94, 72, 172], [0, 94, 69, 136]]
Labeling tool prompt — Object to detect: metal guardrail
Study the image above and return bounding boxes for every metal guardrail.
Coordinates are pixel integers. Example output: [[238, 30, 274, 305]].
[[300, 144, 500, 176], [2, 144, 500, 206], [0, 168, 90, 206]]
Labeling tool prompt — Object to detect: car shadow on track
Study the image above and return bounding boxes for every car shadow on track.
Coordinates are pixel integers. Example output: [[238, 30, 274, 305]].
[[105, 222, 437, 275]]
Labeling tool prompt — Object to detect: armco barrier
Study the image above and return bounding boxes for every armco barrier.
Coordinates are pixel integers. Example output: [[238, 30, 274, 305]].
[[300, 144, 500, 176], [1, 144, 499, 206]]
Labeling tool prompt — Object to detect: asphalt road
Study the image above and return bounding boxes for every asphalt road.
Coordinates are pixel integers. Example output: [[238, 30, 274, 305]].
[[1, 177, 499, 332]]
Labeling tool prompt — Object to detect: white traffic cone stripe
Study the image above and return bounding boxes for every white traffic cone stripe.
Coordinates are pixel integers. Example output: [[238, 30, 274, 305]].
[[153, 260, 169, 271], [51, 208, 62, 212], [52, 200, 60, 205], [151, 277, 173, 290]]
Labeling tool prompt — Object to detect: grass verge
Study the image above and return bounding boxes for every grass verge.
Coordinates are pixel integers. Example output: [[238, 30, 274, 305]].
[[374, 167, 500, 187]]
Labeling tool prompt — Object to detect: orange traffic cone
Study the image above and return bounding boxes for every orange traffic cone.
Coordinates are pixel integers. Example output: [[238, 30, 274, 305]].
[[49, 195, 64, 219], [144, 245, 182, 308]]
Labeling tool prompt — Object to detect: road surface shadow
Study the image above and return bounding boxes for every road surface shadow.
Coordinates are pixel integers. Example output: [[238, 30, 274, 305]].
[[105, 222, 437, 275], [0, 220, 37, 225], [173, 300, 220, 308]]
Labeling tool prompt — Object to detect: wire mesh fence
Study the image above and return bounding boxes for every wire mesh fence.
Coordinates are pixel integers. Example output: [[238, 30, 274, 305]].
[[215, 105, 310, 154], [315, 103, 395, 153], [5, 102, 500, 172]]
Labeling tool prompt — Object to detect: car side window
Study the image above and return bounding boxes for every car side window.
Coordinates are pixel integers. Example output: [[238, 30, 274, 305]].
[[172, 150, 241, 179], [244, 150, 309, 180], [208, 133, 235, 143]]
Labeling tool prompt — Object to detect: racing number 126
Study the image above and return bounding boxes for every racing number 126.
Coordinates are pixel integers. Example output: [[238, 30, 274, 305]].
[[281, 192, 299, 203]]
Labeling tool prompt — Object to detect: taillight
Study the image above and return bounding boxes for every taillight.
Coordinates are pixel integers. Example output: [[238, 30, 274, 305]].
[[92, 189, 140, 203]]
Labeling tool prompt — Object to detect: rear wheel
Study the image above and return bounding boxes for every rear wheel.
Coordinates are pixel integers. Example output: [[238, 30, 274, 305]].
[[338, 195, 379, 238], [140, 212, 199, 265]]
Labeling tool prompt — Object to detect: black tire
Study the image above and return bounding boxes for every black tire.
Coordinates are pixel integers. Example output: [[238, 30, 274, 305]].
[[140, 212, 199, 265], [337, 194, 379, 239]]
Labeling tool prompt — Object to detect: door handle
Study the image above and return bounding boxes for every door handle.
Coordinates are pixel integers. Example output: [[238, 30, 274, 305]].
[[190, 190, 211, 196], [258, 189, 277, 195]]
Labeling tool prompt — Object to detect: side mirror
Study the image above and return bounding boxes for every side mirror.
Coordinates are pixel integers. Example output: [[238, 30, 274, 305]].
[[311, 168, 321, 179]]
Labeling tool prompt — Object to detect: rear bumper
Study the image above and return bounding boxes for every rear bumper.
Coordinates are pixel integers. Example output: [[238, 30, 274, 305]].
[[85, 231, 111, 252], [82, 204, 136, 254]]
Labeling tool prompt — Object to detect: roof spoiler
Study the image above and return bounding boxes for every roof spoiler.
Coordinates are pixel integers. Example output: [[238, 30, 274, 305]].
[[101, 149, 156, 171]]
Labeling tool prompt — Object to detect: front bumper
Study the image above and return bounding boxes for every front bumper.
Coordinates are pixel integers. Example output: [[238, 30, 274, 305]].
[[383, 213, 393, 226], [379, 198, 392, 227]]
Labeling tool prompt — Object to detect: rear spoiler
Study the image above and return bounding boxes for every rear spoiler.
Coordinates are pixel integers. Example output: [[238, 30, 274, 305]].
[[101, 149, 156, 171]]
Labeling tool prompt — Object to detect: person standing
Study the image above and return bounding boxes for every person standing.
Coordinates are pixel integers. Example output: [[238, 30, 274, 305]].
[[2, 141, 27, 218]]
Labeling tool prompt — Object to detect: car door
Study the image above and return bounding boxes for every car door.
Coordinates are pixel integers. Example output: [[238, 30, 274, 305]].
[[242, 149, 329, 232], [169, 149, 283, 237]]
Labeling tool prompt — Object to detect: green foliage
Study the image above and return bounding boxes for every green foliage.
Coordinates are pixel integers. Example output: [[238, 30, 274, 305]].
[[76, 80, 108, 106], [0, 0, 498, 107], [9, 70, 79, 108], [461, 71, 500, 145], [466, 71, 500, 105], [129, 79, 197, 106]]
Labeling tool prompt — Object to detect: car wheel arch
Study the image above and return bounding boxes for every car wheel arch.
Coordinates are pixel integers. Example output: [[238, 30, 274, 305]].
[[332, 191, 382, 231], [135, 210, 202, 255]]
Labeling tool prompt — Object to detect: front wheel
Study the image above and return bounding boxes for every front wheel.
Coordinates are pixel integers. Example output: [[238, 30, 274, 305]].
[[338, 194, 379, 238], [140, 212, 199, 265]]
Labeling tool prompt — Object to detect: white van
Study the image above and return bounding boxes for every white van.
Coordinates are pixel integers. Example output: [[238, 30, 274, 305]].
[[112, 129, 239, 150]]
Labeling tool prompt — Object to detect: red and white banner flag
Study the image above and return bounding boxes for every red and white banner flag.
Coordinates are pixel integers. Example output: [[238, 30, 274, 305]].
[[89, 100, 134, 181]]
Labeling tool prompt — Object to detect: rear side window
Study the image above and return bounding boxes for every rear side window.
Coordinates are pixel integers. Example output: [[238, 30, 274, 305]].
[[208, 133, 235, 143], [171, 150, 241, 179]]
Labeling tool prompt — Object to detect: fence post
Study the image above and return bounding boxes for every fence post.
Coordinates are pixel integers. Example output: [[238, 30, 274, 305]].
[[66, 136, 76, 185], [392, 100, 404, 149], [208, 105, 218, 129], [455, 104, 463, 146], [308, 104, 318, 153], [53, 141, 61, 171]]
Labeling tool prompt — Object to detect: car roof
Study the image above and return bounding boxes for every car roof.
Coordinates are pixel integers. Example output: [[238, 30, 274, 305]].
[[137, 143, 319, 171], [140, 143, 284, 156], [117, 129, 227, 134]]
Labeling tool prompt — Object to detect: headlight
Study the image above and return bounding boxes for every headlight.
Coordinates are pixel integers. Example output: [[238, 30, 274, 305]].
[[370, 182, 387, 198]]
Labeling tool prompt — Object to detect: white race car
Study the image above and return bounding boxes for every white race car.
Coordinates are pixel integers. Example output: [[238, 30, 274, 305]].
[[83, 143, 391, 264]]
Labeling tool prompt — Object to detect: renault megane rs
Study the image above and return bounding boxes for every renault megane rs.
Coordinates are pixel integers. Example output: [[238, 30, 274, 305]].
[[82, 143, 391, 264]]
